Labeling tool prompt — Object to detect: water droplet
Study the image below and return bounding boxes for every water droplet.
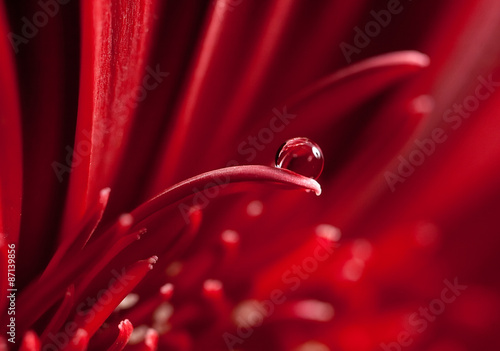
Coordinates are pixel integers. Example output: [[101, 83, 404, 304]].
[[275, 137, 324, 179]]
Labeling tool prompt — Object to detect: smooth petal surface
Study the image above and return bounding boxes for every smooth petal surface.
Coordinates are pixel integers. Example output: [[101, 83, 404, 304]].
[[133, 165, 321, 226], [62, 0, 157, 245], [105, 319, 133, 351]]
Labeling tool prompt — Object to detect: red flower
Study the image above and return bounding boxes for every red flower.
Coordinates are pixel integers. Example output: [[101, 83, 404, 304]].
[[1, 1, 500, 350]]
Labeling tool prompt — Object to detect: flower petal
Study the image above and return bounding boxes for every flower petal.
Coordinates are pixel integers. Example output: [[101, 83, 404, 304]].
[[148, 2, 371, 191], [19, 331, 41, 351], [132, 165, 321, 228], [61, 0, 157, 246], [73, 256, 158, 338], [64, 328, 89, 351], [105, 319, 133, 351], [40, 285, 75, 344]]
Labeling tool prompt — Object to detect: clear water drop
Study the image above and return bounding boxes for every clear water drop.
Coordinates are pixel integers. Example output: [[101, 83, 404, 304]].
[[275, 137, 324, 179]]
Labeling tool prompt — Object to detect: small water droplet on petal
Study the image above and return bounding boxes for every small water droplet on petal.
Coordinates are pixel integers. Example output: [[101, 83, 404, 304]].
[[275, 137, 324, 179]]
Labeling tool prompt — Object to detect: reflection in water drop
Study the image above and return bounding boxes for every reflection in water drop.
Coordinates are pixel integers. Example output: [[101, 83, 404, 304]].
[[275, 137, 324, 179]]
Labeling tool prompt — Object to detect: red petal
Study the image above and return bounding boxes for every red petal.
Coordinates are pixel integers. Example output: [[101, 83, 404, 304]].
[[132, 165, 321, 228], [248, 51, 429, 155], [130, 328, 158, 351], [19, 331, 41, 351], [73, 256, 158, 338], [62, 328, 89, 351], [148, 2, 368, 191], [61, 0, 157, 245], [17, 227, 146, 332], [41, 285, 75, 343], [43, 188, 111, 279], [106, 319, 133, 351]]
